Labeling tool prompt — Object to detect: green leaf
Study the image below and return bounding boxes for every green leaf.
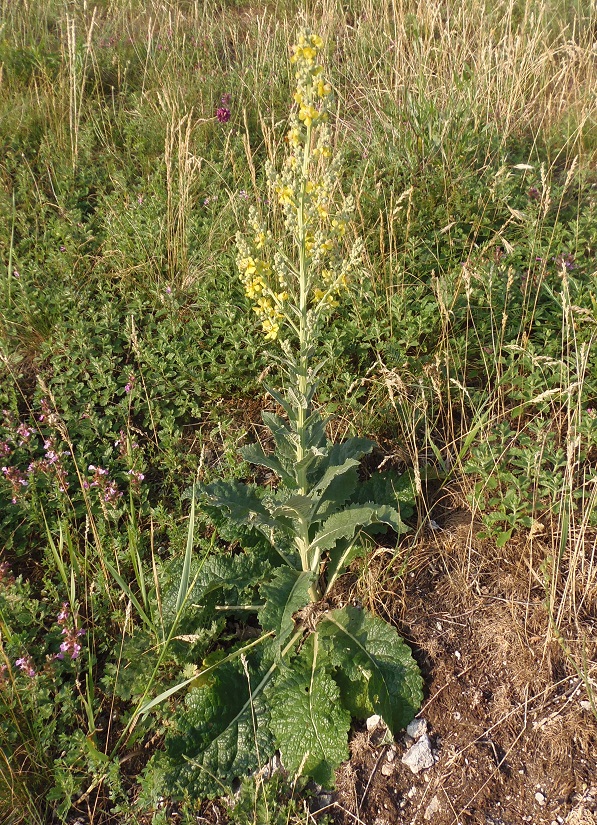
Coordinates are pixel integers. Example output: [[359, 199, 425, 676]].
[[263, 384, 294, 419], [258, 567, 314, 651], [312, 457, 361, 500], [328, 437, 376, 465], [200, 480, 293, 538], [272, 494, 313, 522], [319, 606, 423, 735], [325, 538, 365, 595], [164, 659, 275, 799], [239, 442, 298, 488], [261, 411, 299, 462], [267, 640, 350, 787], [352, 469, 416, 520], [309, 504, 375, 553]]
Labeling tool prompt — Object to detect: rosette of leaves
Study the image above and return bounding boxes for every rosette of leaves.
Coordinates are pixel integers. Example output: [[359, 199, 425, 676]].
[[151, 401, 421, 800]]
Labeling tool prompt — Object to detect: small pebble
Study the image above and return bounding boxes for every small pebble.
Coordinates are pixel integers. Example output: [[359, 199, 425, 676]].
[[402, 734, 435, 774], [424, 795, 441, 820], [535, 791, 546, 806], [386, 746, 396, 763], [406, 717, 428, 739], [367, 714, 382, 732], [381, 762, 394, 776]]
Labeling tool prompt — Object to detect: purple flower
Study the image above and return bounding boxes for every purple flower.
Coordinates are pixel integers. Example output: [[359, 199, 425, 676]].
[[127, 469, 145, 491], [124, 373, 135, 394], [221, 93, 231, 106], [16, 422, 32, 444], [554, 252, 575, 271], [15, 656, 36, 678], [56, 627, 85, 660], [0, 442, 11, 457], [216, 107, 231, 123], [103, 480, 122, 504]]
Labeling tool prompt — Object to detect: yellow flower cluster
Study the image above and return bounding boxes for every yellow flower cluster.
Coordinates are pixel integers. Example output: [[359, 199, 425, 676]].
[[234, 31, 360, 344], [237, 221, 287, 341], [290, 34, 331, 130], [290, 33, 323, 65]]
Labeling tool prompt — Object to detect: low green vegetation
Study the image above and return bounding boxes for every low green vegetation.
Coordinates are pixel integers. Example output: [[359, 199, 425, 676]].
[[0, 0, 596, 822]]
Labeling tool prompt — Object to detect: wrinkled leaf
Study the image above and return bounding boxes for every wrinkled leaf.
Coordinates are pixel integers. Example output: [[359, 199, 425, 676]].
[[267, 641, 350, 787], [258, 567, 314, 651], [319, 606, 423, 734], [164, 659, 275, 799]]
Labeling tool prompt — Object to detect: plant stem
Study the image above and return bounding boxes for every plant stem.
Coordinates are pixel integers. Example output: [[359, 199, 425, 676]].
[[294, 124, 320, 603]]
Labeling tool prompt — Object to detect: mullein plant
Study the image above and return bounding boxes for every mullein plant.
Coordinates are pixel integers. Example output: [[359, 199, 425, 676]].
[[153, 32, 422, 800]]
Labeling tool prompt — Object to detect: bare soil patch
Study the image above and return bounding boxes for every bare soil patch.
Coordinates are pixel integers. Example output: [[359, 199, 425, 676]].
[[326, 511, 597, 825]]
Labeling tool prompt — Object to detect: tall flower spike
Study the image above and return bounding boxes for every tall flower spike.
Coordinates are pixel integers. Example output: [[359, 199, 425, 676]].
[[236, 30, 358, 346]]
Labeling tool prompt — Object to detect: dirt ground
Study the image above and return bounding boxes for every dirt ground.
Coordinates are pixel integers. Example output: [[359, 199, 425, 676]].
[[320, 510, 597, 825]]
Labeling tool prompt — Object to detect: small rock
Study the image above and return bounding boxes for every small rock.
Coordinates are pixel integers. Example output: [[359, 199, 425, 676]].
[[386, 746, 396, 762], [424, 795, 441, 820], [580, 700, 592, 711], [535, 792, 546, 806], [407, 786, 418, 798], [367, 714, 382, 732], [406, 717, 428, 739], [381, 762, 394, 776], [310, 791, 333, 813], [402, 734, 435, 774]]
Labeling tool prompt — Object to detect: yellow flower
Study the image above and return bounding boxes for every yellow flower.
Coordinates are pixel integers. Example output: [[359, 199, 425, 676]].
[[287, 128, 300, 147], [239, 257, 257, 275], [254, 232, 266, 249], [313, 288, 325, 302], [316, 79, 332, 98], [262, 318, 279, 340], [332, 219, 346, 236], [310, 34, 323, 49], [299, 105, 320, 127], [277, 185, 294, 206], [320, 238, 334, 252]]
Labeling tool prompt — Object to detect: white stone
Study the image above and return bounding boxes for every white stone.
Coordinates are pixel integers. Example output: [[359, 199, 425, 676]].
[[424, 795, 441, 820], [381, 762, 394, 776], [535, 791, 546, 806], [366, 714, 382, 732], [402, 734, 435, 774], [406, 717, 428, 739]]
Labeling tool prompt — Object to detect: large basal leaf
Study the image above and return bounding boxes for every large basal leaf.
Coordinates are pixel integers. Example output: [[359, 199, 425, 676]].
[[164, 659, 274, 799], [200, 479, 293, 537], [319, 606, 423, 734], [258, 567, 314, 651], [267, 643, 350, 788]]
